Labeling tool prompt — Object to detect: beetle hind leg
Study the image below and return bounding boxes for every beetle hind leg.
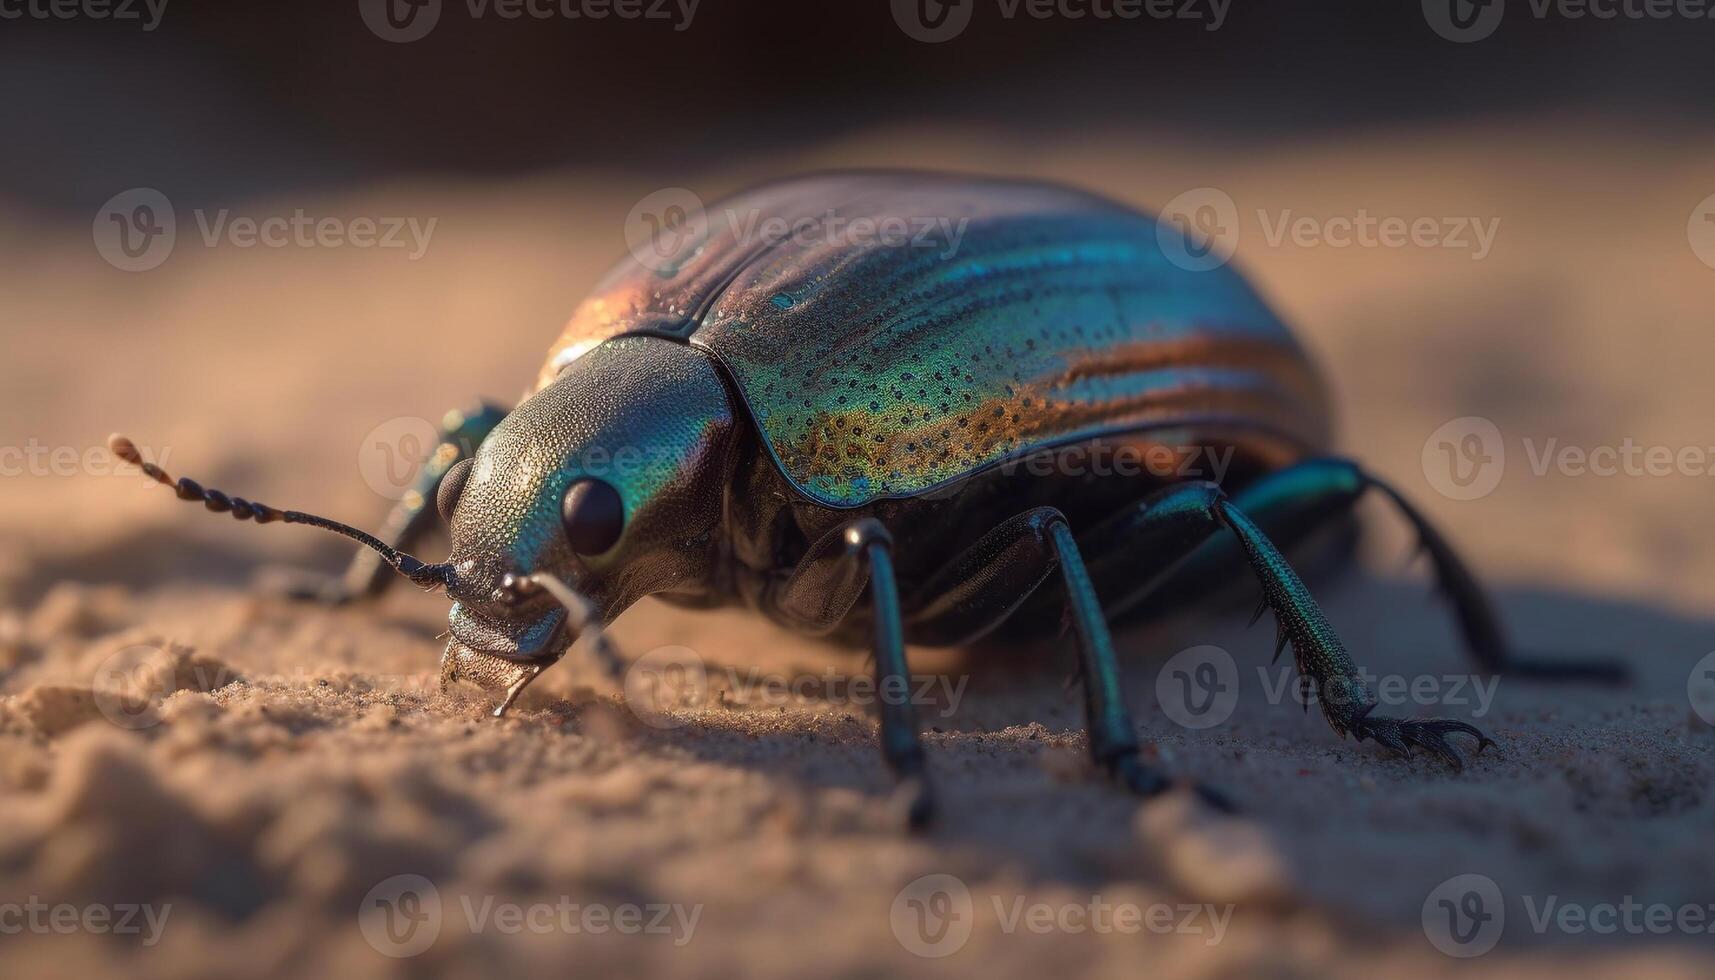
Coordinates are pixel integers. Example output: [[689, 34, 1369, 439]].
[[1358, 467, 1629, 683], [1066, 481, 1498, 771], [1099, 458, 1629, 684]]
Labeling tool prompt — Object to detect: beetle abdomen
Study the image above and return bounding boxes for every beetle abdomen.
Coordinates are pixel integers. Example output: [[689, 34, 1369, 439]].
[[544, 172, 1331, 507]]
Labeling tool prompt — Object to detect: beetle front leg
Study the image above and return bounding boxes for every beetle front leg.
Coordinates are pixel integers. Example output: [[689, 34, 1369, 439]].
[[769, 519, 933, 828], [440, 640, 544, 718], [269, 402, 507, 604]]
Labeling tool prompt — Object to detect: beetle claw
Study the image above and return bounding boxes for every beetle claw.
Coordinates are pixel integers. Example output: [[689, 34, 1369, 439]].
[[1351, 715, 1494, 772]]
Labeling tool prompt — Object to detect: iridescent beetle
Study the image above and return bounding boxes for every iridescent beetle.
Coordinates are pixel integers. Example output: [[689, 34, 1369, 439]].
[[113, 172, 1622, 823]]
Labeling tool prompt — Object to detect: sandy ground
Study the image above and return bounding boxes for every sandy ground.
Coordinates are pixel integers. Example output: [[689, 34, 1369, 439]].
[[3, 117, 1715, 978]]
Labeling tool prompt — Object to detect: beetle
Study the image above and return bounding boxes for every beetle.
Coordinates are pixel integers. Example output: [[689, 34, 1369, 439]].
[[112, 171, 1623, 823]]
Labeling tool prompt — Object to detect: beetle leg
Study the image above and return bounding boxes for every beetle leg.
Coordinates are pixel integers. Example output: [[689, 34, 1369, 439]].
[[265, 402, 508, 604], [769, 519, 933, 828], [1103, 459, 1627, 684], [1080, 460, 1628, 686], [904, 507, 1231, 811], [1089, 482, 1385, 744], [1354, 464, 1629, 683], [1070, 481, 1502, 769], [439, 640, 544, 718]]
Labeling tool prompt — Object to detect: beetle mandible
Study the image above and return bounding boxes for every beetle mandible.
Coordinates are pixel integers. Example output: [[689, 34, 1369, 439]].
[[112, 171, 1624, 823]]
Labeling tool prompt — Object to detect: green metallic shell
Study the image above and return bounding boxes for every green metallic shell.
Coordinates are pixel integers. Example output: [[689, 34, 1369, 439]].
[[543, 172, 1331, 507]]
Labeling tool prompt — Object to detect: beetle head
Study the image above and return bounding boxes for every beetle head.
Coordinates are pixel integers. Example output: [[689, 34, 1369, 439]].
[[111, 334, 737, 702], [436, 334, 737, 672]]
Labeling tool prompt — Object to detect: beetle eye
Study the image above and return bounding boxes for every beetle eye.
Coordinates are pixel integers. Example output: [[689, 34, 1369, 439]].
[[437, 458, 473, 524], [561, 477, 624, 555]]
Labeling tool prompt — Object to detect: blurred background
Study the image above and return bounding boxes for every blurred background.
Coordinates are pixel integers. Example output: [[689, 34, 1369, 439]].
[[3, 2, 1715, 978]]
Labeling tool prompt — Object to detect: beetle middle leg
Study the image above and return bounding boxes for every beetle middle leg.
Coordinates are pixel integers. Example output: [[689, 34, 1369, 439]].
[[903, 508, 1235, 810], [767, 518, 933, 827]]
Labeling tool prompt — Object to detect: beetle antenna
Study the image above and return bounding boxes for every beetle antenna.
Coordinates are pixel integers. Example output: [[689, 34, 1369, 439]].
[[110, 433, 454, 590]]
